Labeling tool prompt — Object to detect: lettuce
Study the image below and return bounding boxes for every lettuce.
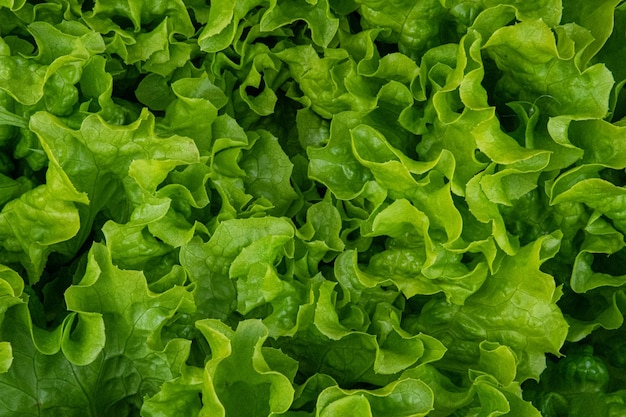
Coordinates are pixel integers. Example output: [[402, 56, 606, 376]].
[[1, 0, 626, 416]]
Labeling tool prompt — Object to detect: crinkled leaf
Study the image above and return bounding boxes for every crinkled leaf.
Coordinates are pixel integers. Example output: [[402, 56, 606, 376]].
[[261, 0, 339, 47], [316, 378, 434, 417], [484, 19, 614, 119], [0, 242, 192, 416], [196, 319, 296, 417], [415, 232, 568, 381]]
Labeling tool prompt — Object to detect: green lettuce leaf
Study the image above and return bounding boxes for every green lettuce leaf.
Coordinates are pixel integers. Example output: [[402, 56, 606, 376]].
[[315, 378, 434, 417], [1, 1, 625, 416], [484, 18, 614, 119], [196, 319, 296, 417], [355, 0, 446, 60], [274, 275, 446, 387], [0, 242, 193, 416], [261, 0, 339, 48], [413, 232, 568, 381]]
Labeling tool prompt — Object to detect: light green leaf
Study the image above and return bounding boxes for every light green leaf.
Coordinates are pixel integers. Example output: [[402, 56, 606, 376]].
[[240, 130, 299, 216], [355, 0, 446, 60], [196, 319, 296, 417], [561, 0, 622, 69], [180, 217, 295, 322], [261, 0, 339, 47], [198, 0, 265, 52], [484, 19, 614, 119], [0, 241, 192, 416], [415, 232, 568, 381], [317, 378, 434, 417], [0, 341, 11, 373]]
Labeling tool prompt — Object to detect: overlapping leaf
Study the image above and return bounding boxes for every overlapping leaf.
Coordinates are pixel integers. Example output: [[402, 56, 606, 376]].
[[0, 1, 624, 416]]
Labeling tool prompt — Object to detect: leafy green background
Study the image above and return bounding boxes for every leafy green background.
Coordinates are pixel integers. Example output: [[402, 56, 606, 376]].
[[0, 0, 625, 416]]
